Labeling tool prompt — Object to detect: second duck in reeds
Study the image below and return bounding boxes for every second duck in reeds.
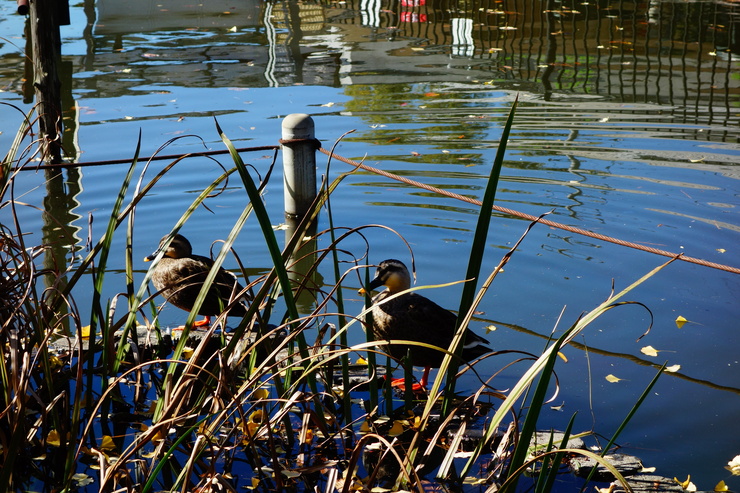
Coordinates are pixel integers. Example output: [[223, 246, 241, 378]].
[[145, 234, 249, 327], [360, 259, 492, 390]]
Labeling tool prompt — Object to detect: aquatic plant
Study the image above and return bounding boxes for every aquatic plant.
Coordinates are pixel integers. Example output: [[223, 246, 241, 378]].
[[1, 102, 677, 493]]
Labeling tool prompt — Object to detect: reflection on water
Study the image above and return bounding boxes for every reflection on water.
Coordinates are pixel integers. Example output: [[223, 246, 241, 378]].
[[0, 0, 739, 488]]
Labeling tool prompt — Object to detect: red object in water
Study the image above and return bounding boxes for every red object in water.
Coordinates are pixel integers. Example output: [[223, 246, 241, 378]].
[[401, 11, 428, 22]]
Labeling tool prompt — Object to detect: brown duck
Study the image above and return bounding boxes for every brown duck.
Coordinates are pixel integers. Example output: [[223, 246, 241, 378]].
[[360, 259, 491, 389], [144, 234, 249, 327]]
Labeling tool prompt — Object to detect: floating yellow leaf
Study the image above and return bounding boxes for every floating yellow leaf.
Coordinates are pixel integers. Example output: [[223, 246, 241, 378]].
[[594, 484, 616, 493], [182, 347, 194, 359], [252, 388, 269, 400], [485, 324, 497, 333], [388, 421, 405, 437], [675, 316, 688, 329], [356, 357, 367, 365], [726, 454, 740, 475], [49, 354, 64, 370], [557, 351, 568, 363], [641, 346, 659, 357], [80, 326, 92, 339], [605, 374, 622, 383], [300, 429, 314, 445], [674, 475, 696, 491], [716, 248, 726, 253], [227, 26, 237, 32], [249, 410, 266, 423], [715, 480, 728, 491], [47, 430, 61, 447], [664, 364, 681, 373], [151, 428, 167, 443], [100, 435, 116, 451]]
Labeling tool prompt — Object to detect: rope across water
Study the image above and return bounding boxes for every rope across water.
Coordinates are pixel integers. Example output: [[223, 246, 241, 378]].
[[319, 147, 740, 275], [14, 143, 737, 275]]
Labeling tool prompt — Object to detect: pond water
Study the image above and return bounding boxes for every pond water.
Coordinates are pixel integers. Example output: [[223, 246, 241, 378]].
[[1, 0, 739, 489]]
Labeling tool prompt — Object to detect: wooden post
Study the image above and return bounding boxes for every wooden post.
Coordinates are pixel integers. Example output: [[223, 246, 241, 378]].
[[29, 0, 63, 163], [281, 114, 317, 218]]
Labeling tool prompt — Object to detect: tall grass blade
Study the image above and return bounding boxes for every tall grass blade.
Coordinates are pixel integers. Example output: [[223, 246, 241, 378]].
[[451, 256, 677, 480], [443, 97, 518, 407], [216, 121, 324, 408]]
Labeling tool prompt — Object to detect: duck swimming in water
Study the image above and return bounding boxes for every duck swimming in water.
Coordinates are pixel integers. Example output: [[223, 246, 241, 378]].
[[144, 234, 249, 327], [360, 258, 491, 390]]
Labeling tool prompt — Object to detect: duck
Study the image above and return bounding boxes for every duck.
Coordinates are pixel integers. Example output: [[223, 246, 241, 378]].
[[359, 258, 491, 390], [144, 234, 249, 327]]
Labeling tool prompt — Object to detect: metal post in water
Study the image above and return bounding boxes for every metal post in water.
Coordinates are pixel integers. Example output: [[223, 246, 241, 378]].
[[281, 114, 317, 219]]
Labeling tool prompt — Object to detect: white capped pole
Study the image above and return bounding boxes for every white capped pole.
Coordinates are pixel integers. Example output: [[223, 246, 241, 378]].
[[281, 114, 317, 218]]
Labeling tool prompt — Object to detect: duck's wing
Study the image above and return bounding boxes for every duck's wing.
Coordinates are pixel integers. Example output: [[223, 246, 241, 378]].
[[407, 293, 491, 346]]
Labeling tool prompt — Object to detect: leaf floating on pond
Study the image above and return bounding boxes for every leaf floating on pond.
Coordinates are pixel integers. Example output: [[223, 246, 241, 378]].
[[665, 364, 681, 373], [725, 454, 740, 475], [594, 484, 616, 493], [674, 475, 697, 492], [101, 435, 116, 451], [715, 480, 729, 491], [47, 430, 61, 447], [605, 374, 622, 383], [640, 345, 659, 357], [675, 315, 688, 329]]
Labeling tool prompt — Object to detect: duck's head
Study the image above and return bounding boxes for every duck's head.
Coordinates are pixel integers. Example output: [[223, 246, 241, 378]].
[[360, 259, 412, 294], [144, 234, 193, 261]]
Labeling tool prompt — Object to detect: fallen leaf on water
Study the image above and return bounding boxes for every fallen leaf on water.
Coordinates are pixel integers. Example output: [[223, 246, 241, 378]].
[[252, 388, 269, 400], [674, 475, 696, 491], [557, 351, 568, 363], [594, 484, 615, 493], [675, 315, 688, 329], [321, 102, 335, 107], [605, 374, 622, 383], [388, 421, 405, 436], [424, 92, 440, 97], [550, 402, 565, 411], [47, 430, 61, 447], [485, 324, 497, 333], [664, 364, 681, 373], [101, 435, 116, 451], [717, 248, 726, 253], [228, 26, 237, 32], [640, 345, 659, 357], [715, 480, 728, 491], [725, 454, 740, 475], [356, 357, 368, 365]]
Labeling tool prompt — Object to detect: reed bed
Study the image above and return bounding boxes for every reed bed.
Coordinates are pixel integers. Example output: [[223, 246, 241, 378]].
[[0, 104, 670, 493]]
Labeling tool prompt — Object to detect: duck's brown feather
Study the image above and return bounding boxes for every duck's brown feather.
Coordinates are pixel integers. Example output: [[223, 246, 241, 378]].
[[147, 235, 248, 318], [365, 259, 491, 368]]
